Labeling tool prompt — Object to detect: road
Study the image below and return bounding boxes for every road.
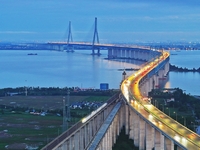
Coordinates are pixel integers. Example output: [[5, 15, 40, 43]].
[[121, 50, 200, 149]]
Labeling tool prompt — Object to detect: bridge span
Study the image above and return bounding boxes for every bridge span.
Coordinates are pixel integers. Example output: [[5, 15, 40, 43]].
[[41, 46, 200, 150]]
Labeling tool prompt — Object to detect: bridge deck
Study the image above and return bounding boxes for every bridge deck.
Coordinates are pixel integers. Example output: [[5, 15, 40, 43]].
[[87, 101, 122, 150]]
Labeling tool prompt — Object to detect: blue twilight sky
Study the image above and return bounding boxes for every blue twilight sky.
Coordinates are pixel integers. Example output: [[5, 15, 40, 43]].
[[1, 0, 200, 43]]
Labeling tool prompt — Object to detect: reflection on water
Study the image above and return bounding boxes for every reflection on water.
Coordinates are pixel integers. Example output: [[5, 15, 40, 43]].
[[0, 50, 142, 89], [0, 49, 199, 95]]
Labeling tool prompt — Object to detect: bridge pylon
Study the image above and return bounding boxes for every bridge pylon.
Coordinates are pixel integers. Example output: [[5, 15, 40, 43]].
[[92, 17, 100, 55], [66, 21, 74, 52]]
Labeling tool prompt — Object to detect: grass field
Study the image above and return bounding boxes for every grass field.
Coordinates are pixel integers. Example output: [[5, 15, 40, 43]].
[[0, 95, 109, 150]]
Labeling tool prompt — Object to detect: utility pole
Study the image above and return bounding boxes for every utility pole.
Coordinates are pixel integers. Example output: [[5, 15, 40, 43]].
[[66, 89, 71, 128], [62, 97, 66, 132], [62, 89, 71, 132]]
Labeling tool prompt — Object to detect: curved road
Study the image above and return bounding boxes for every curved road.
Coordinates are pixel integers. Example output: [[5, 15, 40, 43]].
[[121, 50, 200, 149]]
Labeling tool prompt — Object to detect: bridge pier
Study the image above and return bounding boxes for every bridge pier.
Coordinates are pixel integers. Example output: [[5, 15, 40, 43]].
[[133, 112, 140, 147], [107, 48, 158, 62], [122, 49, 126, 58], [125, 49, 129, 58], [42, 49, 192, 150], [139, 118, 145, 150], [128, 105, 182, 150], [125, 104, 129, 135], [155, 130, 165, 150], [146, 123, 154, 150], [108, 48, 113, 59], [130, 50, 134, 58], [153, 73, 159, 89], [165, 137, 174, 150]]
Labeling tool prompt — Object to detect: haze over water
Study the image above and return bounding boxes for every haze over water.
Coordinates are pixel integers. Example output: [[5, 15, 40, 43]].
[[165, 50, 200, 95], [0, 49, 199, 95], [0, 49, 141, 89]]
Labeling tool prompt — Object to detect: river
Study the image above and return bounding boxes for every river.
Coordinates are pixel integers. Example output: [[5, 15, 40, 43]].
[[0, 49, 199, 95]]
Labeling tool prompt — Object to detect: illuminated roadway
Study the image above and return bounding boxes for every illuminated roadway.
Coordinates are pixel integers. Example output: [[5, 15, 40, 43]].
[[121, 51, 200, 149], [47, 41, 150, 50]]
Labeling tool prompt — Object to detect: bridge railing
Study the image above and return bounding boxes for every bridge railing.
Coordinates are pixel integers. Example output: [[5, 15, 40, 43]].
[[41, 92, 120, 150], [121, 50, 200, 149]]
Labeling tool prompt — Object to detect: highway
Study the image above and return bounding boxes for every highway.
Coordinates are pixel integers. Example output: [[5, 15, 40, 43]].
[[121, 50, 200, 149], [48, 41, 150, 50]]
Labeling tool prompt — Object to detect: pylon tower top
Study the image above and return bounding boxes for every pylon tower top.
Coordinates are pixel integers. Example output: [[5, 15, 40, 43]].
[[92, 17, 99, 45], [67, 21, 73, 43]]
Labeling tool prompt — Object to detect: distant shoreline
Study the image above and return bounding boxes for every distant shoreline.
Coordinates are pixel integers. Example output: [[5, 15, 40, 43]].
[[170, 64, 200, 72]]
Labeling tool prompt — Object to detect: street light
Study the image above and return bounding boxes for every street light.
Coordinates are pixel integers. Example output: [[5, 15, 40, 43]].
[[166, 107, 170, 116], [155, 100, 157, 108], [160, 104, 164, 112], [174, 111, 177, 121], [182, 116, 186, 126], [191, 122, 196, 131]]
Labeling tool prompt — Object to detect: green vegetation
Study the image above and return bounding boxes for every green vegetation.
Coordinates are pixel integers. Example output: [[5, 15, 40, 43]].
[[149, 88, 200, 131], [0, 111, 62, 150], [0, 88, 115, 150], [0, 86, 117, 97], [112, 126, 138, 150]]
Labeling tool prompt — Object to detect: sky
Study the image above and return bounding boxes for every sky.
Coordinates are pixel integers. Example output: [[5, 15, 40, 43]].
[[1, 0, 200, 43]]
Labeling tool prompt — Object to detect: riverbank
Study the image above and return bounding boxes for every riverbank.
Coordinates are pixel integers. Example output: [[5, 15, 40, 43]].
[[170, 64, 200, 72]]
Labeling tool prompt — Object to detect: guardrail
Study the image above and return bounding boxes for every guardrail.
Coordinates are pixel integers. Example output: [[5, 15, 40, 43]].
[[41, 92, 120, 150], [121, 50, 200, 149]]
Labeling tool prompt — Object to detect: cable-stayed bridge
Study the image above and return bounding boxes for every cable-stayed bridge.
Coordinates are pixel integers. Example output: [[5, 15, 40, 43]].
[[41, 47, 200, 150], [0, 17, 151, 57], [2, 17, 199, 150], [39, 18, 200, 150]]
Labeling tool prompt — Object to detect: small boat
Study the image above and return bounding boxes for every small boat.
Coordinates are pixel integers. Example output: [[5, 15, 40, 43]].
[[27, 53, 37, 55]]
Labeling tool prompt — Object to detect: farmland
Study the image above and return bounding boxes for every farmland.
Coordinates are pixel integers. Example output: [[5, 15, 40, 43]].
[[0, 95, 110, 150]]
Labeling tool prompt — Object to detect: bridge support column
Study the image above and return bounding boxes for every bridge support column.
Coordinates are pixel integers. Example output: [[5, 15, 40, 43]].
[[108, 49, 113, 59], [117, 49, 121, 58], [69, 135, 75, 150], [147, 76, 152, 96], [88, 120, 93, 142], [165, 61, 169, 75], [135, 50, 139, 60], [154, 129, 163, 150], [125, 104, 129, 135], [119, 103, 125, 130], [129, 108, 134, 140], [57, 141, 69, 150], [111, 121, 116, 146], [108, 126, 113, 150], [110, 120, 115, 146], [74, 132, 80, 150], [146, 123, 154, 150], [80, 128, 84, 150], [103, 131, 108, 150], [126, 49, 130, 58], [97, 112, 102, 131], [113, 49, 118, 58], [177, 146, 184, 150], [130, 50, 134, 59], [139, 118, 145, 150], [133, 112, 140, 147], [144, 78, 149, 97], [153, 73, 159, 89], [143, 51, 147, 61], [122, 49, 126, 58], [165, 137, 174, 150], [84, 124, 88, 148]]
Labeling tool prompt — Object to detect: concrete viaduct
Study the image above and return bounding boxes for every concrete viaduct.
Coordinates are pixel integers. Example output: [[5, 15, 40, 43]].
[[41, 46, 199, 150]]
